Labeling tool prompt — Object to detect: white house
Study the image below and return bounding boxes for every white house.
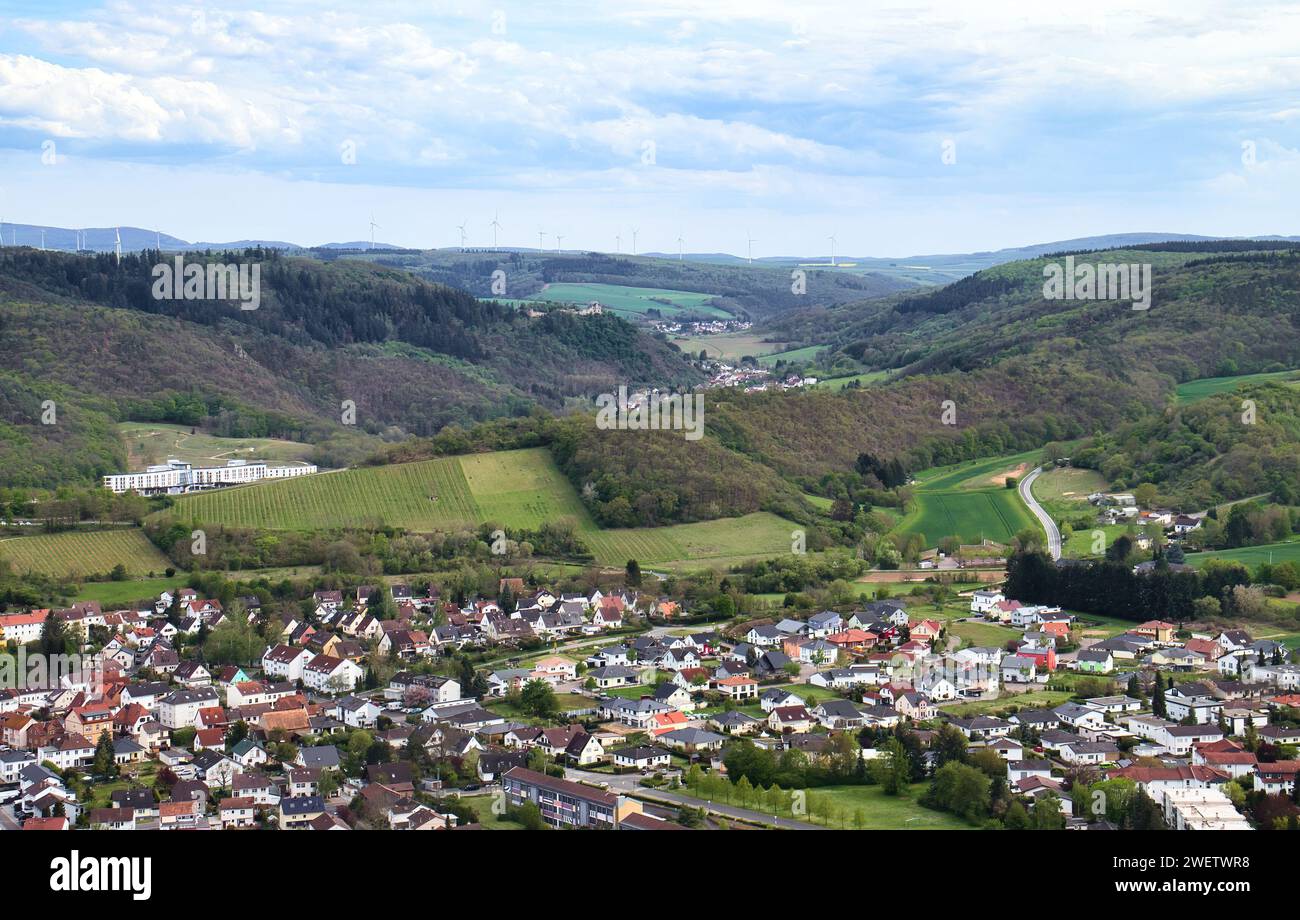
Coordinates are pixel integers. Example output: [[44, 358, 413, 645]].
[[302, 655, 364, 694], [262, 644, 314, 682]]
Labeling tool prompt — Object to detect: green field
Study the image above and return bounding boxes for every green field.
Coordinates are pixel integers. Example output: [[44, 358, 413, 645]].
[[1031, 466, 1109, 503], [801, 784, 974, 829], [939, 690, 1074, 718], [813, 371, 890, 391], [72, 576, 186, 607], [1185, 540, 1300, 569], [1175, 369, 1300, 403], [167, 447, 795, 569], [757, 344, 825, 367], [949, 619, 1021, 649], [671, 332, 790, 361], [119, 421, 315, 470], [534, 282, 730, 319], [894, 450, 1045, 547], [0, 529, 172, 579], [899, 489, 1038, 546]]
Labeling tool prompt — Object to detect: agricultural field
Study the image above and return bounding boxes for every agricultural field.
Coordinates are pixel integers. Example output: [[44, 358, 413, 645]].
[[167, 447, 797, 569], [73, 576, 186, 607], [671, 331, 790, 361], [1175, 369, 1300, 403], [756, 344, 825, 367], [1030, 466, 1109, 504], [584, 513, 794, 569], [0, 529, 172, 579], [892, 450, 1050, 547], [897, 488, 1038, 546], [813, 371, 890, 391], [533, 282, 730, 319], [1184, 540, 1300, 569], [119, 421, 315, 470]]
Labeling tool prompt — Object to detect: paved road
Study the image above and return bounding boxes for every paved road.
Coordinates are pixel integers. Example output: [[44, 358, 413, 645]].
[[1019, 466, 1061, 560], [563, 768, 825, 830]]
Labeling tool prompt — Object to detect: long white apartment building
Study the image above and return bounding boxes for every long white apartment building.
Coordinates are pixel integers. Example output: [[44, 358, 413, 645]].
[[102, 457, 317, 495]]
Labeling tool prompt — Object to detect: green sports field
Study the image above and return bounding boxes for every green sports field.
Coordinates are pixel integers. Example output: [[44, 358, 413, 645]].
[[533, 282, 730, 319], [165, 447, 795, 568], [0, 529, 172, 579]]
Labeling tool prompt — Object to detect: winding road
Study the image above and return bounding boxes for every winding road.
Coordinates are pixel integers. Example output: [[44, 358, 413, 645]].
[[1019, 466, 1062, 560]]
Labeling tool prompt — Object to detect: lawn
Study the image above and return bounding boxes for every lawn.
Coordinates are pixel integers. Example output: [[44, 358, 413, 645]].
[[805, 783, 975, 829], [949, 619, 1021, 649], [939, 690, 1074, 718], [72, 576, 185, 607], [166, 446, 797, 569], [534, 282, 730, 319], [448, 794, 527, 830], [0, 529, 172, 579]]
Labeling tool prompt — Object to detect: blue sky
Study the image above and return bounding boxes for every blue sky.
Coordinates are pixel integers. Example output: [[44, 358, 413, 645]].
[[1, 0, 1298, 255]]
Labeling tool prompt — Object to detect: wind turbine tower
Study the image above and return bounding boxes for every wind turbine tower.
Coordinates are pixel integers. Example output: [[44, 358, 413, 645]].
[[369, 214, 380, 251], [115, 227, 122, 263], [631, 228, 638, 256], [747, 232, 756, 264], [677, 234, 684, 261], [457, 220, 468, 251], [828, 235, 837, 267], [489, 212, 502, 249]]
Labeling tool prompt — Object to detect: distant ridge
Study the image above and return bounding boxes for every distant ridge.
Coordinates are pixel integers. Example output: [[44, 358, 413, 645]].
[[1, 223, 1296, 276]]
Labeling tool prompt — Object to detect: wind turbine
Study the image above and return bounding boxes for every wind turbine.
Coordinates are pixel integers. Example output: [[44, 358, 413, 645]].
[[631, 228, 638, 256], [155, 229, 161, 251], [677, 234, 684, 262], [369, 214, 380, 251], [615, 233, 621, 254], [747, 231, 756, 264], [115, 227, 122, 263], [457, 220, 468, 251], [0, 217, 4, 248], [489, 212, 502, 249], [554, 234, 563, 253], [537, 229, 546, 252], [828, 235, 837, 267]]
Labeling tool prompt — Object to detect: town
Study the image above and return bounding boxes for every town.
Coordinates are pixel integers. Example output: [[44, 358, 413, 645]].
[[2, 565, 1296, 833]]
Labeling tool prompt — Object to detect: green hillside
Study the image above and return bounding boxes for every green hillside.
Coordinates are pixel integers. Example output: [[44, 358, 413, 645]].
[[164, 447, 797, 568], [0, 529, 172, 579]]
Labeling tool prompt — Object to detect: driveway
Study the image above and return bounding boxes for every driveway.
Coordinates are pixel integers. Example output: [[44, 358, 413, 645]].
[[1019, 466, 1061, 560]]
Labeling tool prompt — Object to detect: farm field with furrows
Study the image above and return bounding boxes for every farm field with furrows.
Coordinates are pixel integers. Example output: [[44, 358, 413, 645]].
[[895, 450, 1044, 546], [0, 529, 172, 579]]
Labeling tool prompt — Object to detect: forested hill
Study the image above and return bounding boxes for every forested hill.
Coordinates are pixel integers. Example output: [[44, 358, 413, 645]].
[[0, 248, 700, 488], [763, 245, 1300, 383]]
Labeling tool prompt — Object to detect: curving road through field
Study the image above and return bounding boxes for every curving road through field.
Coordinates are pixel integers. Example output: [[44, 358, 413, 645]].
[[1019, 466, 1061, 560]]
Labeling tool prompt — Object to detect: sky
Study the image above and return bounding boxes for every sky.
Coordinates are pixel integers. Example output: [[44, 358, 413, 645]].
[[0, 0, 1298, 256]]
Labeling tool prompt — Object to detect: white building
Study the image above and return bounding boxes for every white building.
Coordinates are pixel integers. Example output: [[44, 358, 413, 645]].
[[969, 590, 1004, 615], [156, 688, 221, 729], [103, 457, 317, 495], [1154, 787, 1251, 831], [262, 644, 314, 682], [0, 612, 45, 644], [302, 654, 364, 694]]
